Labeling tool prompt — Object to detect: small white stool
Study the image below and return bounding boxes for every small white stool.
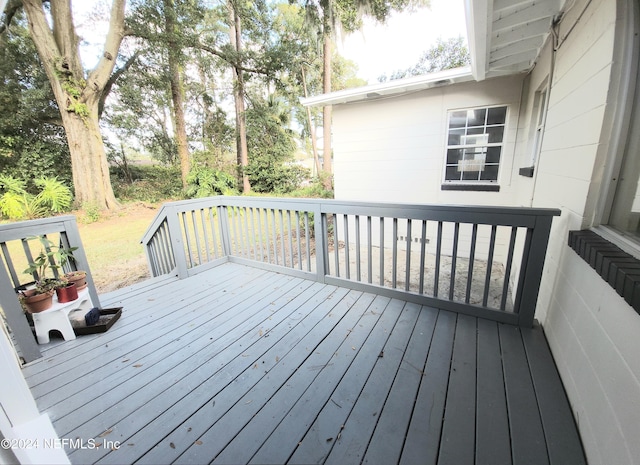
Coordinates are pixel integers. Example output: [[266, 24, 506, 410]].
[[32, 288, 92, 344]]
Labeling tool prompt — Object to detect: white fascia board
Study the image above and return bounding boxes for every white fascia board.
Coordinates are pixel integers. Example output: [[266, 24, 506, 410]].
[[465, 0, 490, 81], [300, 67, 474, 107]]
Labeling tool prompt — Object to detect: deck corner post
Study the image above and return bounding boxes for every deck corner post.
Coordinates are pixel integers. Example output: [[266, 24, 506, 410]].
[[314, 204, 327, 282], [62, 217, 101, 309], [166, 206, 189, 279], [0, 259, 41, 362], [515, 214, 555, 327], [218, 205, 232, 258]]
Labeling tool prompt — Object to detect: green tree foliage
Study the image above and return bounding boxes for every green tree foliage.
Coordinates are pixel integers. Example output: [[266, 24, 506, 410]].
[[245, 95, 310, 194], [379, 35, 470, 81], [110, 165, 184, 203], [0, 12, 72, 187], [104, 56, 179, 165], [0, 175, 73, 220], [185, 166, 237, 198]]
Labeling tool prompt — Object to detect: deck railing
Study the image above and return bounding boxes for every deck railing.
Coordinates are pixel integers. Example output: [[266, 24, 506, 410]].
[[0, 216, 100, 362], [142, 197, 560, 327]]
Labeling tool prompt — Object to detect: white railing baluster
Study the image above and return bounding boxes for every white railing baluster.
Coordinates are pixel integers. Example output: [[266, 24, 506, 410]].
[[278, 210, 286, 267], [287, 210, 294, 269], [450, 222, 460, 301], [501, 227, 519, 311], [180, 211, 194, 270], [343, 214, 350, 280], [333, 213, 340, 278], [435, 221, 443, 297], [466, 224, 478, 304], [208, 207, 219, 259], [294, 211, 302, 270], [355, 215, 362, 282], [419, 220, 427, 294], [243, 207, 251, 259], [405, 219, 412, 292], [191, 210, 202, 266], [379, 217, 385, 287], [262, 208, 270, 263], [200, 209, 211, 262], [483, 225, 498, 307], [367, 216, 372, 284], [304, 212, 311, 271], [392, 217, 398, 289], [249, 207, 262, 261], [270, 209, 279, 265]]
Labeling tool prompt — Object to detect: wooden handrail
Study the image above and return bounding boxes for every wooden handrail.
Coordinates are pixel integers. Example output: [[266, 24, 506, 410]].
[[142, 197, 560, 327], [0, 216, 100, 362]]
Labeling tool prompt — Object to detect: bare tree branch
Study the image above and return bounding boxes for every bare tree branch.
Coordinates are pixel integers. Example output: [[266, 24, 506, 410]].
[[85, 0, 126, 104], [196, 40, 270, 76], [98, 50, 141, 118], [0, 0, 23, 36]]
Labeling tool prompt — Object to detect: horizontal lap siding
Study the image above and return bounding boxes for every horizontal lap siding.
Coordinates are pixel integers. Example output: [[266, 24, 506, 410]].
[[530, 0, 640, 463], [332, 78, 523, 206]]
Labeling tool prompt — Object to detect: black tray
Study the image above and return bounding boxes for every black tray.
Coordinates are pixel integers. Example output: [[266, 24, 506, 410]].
[[73, 307, 122, 335]]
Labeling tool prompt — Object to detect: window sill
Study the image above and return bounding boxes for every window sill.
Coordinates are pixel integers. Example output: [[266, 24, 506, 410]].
[[568, 229, 640, 315], [441, 184, 500, 192]]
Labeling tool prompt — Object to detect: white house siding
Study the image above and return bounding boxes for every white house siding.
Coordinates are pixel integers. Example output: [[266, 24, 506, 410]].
[[527, 0, 640, 463], [331, 76, 524, 206], [331, 77, 526, 272]]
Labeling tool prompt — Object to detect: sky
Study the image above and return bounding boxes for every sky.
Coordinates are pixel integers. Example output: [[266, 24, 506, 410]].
[[338, 0, 469, 83]]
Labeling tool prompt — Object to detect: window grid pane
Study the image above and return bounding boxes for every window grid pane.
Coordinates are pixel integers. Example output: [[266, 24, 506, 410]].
[[444, 105, 507, 183]]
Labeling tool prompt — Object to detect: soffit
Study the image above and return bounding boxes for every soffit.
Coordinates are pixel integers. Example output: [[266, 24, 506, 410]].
[[466, 0, 563, 80]]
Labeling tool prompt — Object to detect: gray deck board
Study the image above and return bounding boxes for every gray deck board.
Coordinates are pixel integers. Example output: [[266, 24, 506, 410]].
[[438, 313, 477, 465], [521, 326, 587, 465], [361, 305, 438, 465], [476, 318, 512, 465], [21, 262, 585, 465], [500, 324, 550, 465], [400, 310, 456, 465]]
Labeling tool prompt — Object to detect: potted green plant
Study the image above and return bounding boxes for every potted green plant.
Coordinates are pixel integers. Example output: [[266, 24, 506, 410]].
[[19, 278, 66, 313], [54, 277, 78, 303], [64, 270, 87, 291], [20, 236, 80, 312]]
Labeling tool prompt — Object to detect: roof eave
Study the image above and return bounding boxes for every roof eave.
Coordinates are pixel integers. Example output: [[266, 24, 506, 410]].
[[465, 0, 489, 81], [300, 66, 475, 107]]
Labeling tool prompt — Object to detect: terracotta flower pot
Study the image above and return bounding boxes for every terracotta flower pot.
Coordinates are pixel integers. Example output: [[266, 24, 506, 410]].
[[56, 282, 78, 303], [22, 290, 54, 313], [65, 271, 87, 291]]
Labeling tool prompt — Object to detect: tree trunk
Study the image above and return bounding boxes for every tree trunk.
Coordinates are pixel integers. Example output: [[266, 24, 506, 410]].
[[228, 0, 250, 194], [322, 33, 333, 187], [301, 65, 321, 176], [164, 0, 190, 188], [61, 105, 119, 209], [22, 0, 124, 210]]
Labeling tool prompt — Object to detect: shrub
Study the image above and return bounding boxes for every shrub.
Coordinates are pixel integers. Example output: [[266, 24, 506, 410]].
[[185, 166, 237, 198], [288, 174, 334, 199], [245, 160, 310, 195], [110, 165, 183, 203], [0, 175, 72, 220]]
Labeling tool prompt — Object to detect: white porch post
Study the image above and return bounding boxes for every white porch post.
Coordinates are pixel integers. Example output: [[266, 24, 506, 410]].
[[0, 327, 70, 464]]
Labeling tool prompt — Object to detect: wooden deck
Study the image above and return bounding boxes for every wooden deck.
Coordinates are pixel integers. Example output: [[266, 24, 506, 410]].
[[21, 262, 585, 465]]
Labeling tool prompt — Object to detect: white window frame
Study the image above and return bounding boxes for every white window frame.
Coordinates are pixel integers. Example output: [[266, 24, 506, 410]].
[[529, 85, 548, 167], [442, 105, 508, 187], [594, 0, 640, 258]]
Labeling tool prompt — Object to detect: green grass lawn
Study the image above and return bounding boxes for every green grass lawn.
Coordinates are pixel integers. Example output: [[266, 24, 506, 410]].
[[76, 203, 161, 293]]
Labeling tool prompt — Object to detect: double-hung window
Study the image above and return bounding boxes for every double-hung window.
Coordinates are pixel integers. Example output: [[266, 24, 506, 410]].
[[443, 105, 507, 190]]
